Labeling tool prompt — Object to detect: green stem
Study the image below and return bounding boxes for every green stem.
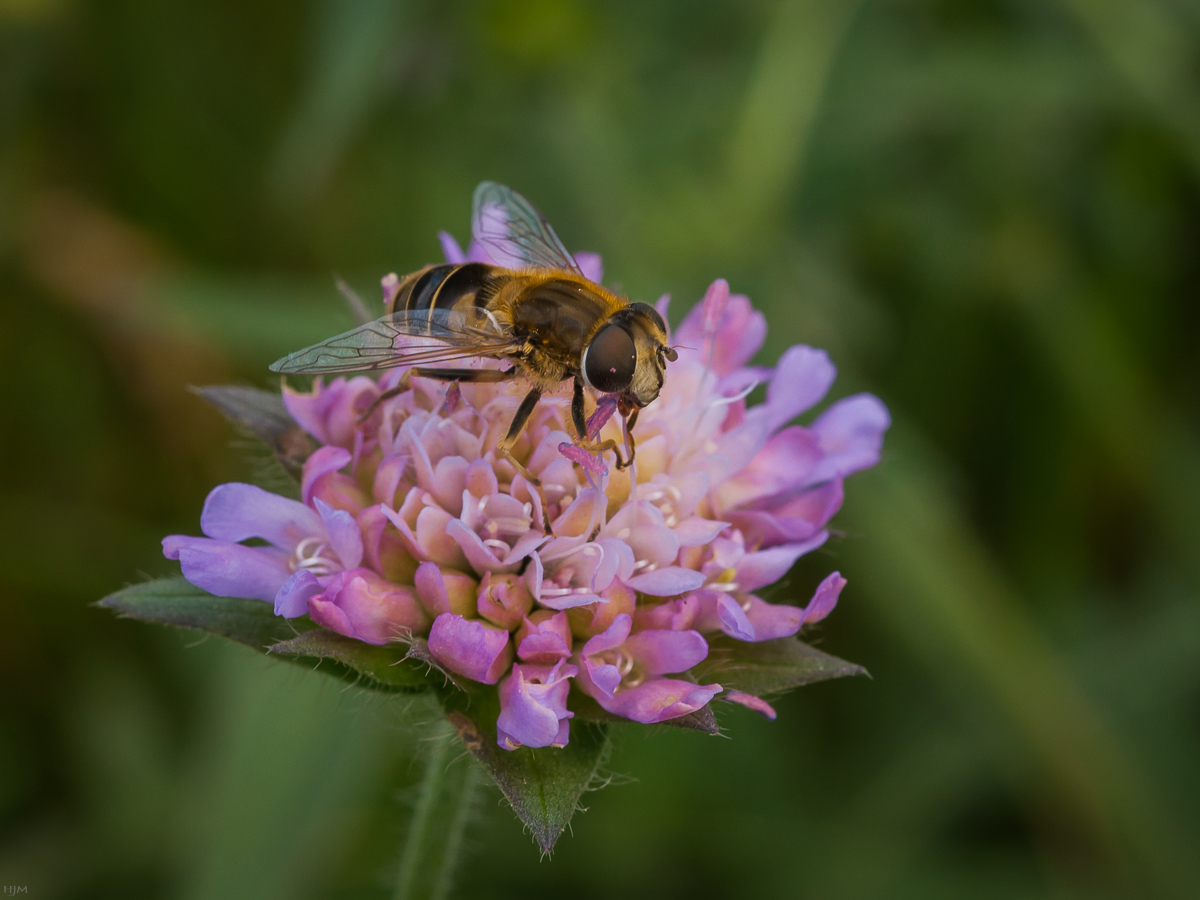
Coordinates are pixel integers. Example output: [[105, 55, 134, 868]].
[[392, 721, 480, 900]]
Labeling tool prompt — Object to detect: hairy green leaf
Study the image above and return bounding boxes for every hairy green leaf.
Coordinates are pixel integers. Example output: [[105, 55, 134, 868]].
[[268, 629, 435, 693], [691, 635, 867, 696], [99, 577, 439, 693], [100, 577, 311, 649], [441, 683, 609, 854]]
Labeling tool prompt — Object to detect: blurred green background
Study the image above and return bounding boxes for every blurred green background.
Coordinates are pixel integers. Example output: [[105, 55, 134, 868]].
[[3, 0, 1200, 897]]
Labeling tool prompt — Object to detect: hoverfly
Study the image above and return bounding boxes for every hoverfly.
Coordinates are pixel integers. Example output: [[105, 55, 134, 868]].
[[270, 182, 676, 483]]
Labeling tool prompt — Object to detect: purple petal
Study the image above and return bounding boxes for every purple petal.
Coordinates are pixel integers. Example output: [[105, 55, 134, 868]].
[[496, 661, 577, 750], [808, 394, 891, 482], [674, 288, 766, 375], [381, 272, 401, 308], [516, 613, 574, 663], [734, 542, 815, 593], [302, 446, 354, 506], [581, 612, 632, 657], [535, 590, 605, 611], [163, 536, 291, 603], [274, 569, 322, 618], [634, 596, 700, 631], [715, 595, 755, 641], [673, 517, 730, 547], [760, 345, 836, 432], [723, 690, 777, 720], [372, 453, 409, 506], [623, 628, 708, 675], [199, 483, 321, 550], [802, 571, 845, 624], [595, 676, 722, 724], [654, 293, 671, 329], [414, 561, 450, 616], [574, 251, 603, 283], [439, 231, 466, 264], [624, 566, 706, 596], [415, 506, 467, 567], [281, 381, 332, 444], [308, 569, 429, 645], [477, 572, 533, 630], [427, 613, 513, 684], [550, 488, 603, 539], [717, 427, 823, 512], [445, 518, 507, 574], [413, 562, 477, 618], [700, 279, 730, 340], [314, 497, 363, 570], [740, 595, 804, 642]]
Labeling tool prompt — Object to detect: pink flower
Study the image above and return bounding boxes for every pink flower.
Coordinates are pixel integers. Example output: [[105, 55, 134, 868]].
[[497, 660, 577, 750], [164, 265, 888, 750]]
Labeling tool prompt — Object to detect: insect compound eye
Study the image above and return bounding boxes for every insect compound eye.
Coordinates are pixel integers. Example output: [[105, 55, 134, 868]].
[[583, 324, 637, 394]]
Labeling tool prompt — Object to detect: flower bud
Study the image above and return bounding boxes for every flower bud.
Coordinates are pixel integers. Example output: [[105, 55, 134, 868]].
[[308, 568, 429, 645], [477, 572, 533, 630]]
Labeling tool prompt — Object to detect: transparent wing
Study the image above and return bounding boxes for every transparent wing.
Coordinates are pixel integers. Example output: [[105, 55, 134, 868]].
[[472, 181, 583, 274], [269, 307, 521, 375]]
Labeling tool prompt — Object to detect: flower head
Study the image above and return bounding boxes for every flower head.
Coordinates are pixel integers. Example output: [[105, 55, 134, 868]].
[[164, 253, 889, 750]]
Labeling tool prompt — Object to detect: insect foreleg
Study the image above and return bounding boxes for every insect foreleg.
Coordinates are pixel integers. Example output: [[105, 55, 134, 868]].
[[614, 407, 640, 470], [570, 376, 630, 467], [497, 385, 543, 485]]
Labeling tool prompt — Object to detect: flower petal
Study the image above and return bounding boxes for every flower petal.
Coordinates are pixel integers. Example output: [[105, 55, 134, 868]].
[[808, 394, 891, 483], [314, 497, 363, 570], [274, 569, 322, 618], [734, 542, 816, 593], [574, 252, 603, 284], [595, 676, 722, 724], [516, 612, 573, 663], [301, 446, 354, 506], [199, 483, 321, 550], [624, 566, 705, 596], [723, 690, 777, 720], [439, 231, 466, 263], [623, 628, 709, 675], [759, 345, 836, 432], [714, 594, 755, 641], [427, 613, 513, 684], [163, 536, 291, 603], [308, 569, 428, 645], [496, 661, 577, 750], [802, 571, 845, 624]]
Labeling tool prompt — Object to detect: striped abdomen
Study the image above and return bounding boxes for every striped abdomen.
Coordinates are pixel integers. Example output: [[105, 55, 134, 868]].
[[388, 263, 499, 332]]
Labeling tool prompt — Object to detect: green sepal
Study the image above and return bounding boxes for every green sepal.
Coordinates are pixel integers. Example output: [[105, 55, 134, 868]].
[[98, 577, 439, 693], [439, 682, 610, 854], [569, 691, 720, 734], [99, 576, 312, 649], [691, 634, 868, 696], [268, 629, 435, 693]]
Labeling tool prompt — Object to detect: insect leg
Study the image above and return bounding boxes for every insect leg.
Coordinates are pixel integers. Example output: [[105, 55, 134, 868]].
[[357, 367, 516, 424], [570, 376, 631, 466], [570, 377, 588, 439], [497, 385, 543, 485], [614, 407, 640, 470], [357, 370, 412, 424]]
